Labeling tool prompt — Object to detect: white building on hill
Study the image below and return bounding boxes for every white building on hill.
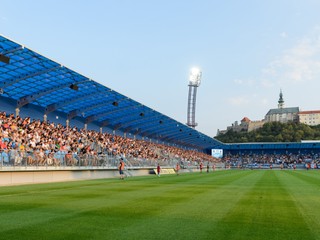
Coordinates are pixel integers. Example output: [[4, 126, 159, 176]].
[[298, 110, 320, 126]]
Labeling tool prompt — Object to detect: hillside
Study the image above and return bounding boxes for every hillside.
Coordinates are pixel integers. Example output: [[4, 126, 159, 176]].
[[215, 122, 320, 143]]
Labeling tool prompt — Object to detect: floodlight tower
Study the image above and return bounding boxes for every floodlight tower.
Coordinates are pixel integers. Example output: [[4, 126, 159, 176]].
[[187, 67, 202, 128]]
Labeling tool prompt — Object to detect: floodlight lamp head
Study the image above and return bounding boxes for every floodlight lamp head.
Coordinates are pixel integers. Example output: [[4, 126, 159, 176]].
[[189, 67, 202, 86]]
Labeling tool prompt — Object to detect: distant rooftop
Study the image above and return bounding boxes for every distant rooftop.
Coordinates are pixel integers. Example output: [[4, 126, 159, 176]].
[[266, 107, 299, 115]]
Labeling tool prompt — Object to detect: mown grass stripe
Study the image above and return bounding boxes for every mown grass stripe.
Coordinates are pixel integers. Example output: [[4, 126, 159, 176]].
[[117, 170, 261, 240], [278, 170, 320, 240], [0, 170, 319, 239], [212, 170, 315, 240], [0, 171, 253, 239], [284, 170, 320, 187]]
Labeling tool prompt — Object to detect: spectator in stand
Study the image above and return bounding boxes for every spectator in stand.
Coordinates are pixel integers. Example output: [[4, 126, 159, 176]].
[[0, 111, 220, 167]]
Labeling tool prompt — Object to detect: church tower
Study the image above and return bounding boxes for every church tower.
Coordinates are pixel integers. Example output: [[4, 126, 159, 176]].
[[265, 89, 299, 123], [278, 89, 284, 109]]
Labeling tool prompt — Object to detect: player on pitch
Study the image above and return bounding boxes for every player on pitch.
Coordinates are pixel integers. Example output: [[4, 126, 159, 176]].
[[118, 158, 125, 180]]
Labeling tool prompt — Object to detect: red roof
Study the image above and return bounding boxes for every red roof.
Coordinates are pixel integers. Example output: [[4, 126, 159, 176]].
[[241, 117, 251, 122], [299, 110, 320, 115]]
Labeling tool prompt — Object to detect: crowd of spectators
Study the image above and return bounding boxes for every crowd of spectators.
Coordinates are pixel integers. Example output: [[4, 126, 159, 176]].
[[0, 111, 218, 167], [222, 152, 320, 169]]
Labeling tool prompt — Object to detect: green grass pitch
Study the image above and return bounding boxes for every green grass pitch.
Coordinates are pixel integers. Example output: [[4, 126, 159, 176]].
[[1, 170, 320, 240]]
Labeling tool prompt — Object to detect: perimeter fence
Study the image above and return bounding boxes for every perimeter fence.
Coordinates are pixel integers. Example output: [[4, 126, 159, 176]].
[[0, 149, 185, 170]]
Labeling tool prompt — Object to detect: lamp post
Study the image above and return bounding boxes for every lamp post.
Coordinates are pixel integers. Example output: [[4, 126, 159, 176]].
[[187, 67, 202, 128]]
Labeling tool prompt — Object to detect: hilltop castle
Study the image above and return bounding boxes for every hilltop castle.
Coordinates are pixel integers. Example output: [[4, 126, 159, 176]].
[[218, 90, 320, 135]]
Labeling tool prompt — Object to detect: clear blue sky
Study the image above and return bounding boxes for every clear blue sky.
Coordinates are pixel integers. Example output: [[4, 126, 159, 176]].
[[1, 0, 320, 137]]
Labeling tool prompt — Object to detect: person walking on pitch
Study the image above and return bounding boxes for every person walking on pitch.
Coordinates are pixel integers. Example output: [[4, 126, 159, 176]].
[[157, 163, 161, 177], [118, 158, 125, 180]]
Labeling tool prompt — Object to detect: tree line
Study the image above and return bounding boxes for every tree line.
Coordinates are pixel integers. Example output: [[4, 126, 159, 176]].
[[215, 122, 320, 143]]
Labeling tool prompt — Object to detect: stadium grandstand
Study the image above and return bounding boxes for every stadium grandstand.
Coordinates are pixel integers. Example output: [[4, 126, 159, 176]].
[[0, 35, 319, 185], [0, 35, 222, 151], [0, 35, 224, 181], [223, 142, 320, 169]]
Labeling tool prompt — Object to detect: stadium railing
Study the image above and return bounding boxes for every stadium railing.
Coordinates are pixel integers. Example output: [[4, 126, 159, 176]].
[[0, 149, 181, 170]]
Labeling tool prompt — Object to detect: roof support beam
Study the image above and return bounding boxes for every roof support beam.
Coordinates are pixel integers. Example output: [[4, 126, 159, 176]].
[[137, 121, 174, 136], [99, 120, 110, 127], [132, 128, 143, 136], [122, 115, 162, 133], [0, 65, 61, 89], [108, 113, 148, 131], [17, 79, 89, 108], [160, 133, 212, 150], [109, 110, 157, 131], [65, 91, 124, 119], [85, 103, 141, 124], [160, 130, 189, 142], [133, 125, 170, 139], [45, 90, 103, 114], [67, 99, 112, 120], [113, 123, 122, 130], [0, 46, 24, 55]]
